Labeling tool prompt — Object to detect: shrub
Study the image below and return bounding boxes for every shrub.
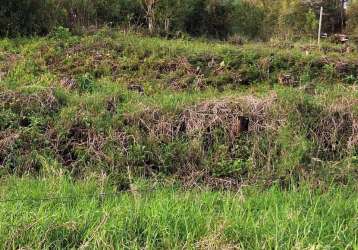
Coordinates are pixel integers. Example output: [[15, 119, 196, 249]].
[[49, 26, 72, 40], [0, 0, 59, 36]]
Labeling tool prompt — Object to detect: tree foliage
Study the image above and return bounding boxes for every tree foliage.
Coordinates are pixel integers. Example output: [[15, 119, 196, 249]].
[[347, 1, 358, 33], [0, 0, 352, 39]]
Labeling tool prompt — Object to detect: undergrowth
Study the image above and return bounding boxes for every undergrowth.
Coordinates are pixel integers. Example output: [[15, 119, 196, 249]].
[[0, 28, 357, 188]]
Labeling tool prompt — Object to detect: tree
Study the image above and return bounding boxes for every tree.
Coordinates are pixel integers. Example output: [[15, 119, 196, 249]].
[[347, 0, 358, 33], [231, 0, 265, 39], [156, 0, 185, 34], [0, 0, 60, 36], [140, 0, 158, 34], [302, 0, 347, 33]]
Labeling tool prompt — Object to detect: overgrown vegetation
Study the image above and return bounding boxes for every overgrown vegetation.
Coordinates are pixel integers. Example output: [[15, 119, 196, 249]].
[[1, 0, 356, 40], [0, 30, 357, 188], [1, 2, 358, 247]]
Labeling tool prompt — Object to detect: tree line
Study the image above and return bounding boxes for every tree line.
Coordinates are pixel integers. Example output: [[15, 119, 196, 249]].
[[1, 0, 357, 39]]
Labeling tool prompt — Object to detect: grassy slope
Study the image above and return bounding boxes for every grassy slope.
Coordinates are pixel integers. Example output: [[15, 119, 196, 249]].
[[0, 29, 357, 186], [0, 177, 357, 249], [0, 29, 357, 248]]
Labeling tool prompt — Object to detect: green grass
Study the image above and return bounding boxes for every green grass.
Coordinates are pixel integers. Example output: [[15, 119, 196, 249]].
[[0, 176, 357, 249], [0, 29, 357, 248], [0, 28, 357, 184]]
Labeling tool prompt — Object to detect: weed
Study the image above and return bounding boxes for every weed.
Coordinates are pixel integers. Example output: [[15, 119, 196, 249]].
[[0, 30, 356, 186], [0, 177, 356, 249]]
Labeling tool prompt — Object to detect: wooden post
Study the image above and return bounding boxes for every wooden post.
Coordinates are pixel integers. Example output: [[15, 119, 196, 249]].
[[318, 6, 323, 50]]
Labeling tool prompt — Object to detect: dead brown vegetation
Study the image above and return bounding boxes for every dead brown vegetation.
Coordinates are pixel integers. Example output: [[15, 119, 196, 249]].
[[0, 89, 60, 116], [0, 52, 20, 80], [44, 41, 120, 77], [0, 130, 20, 164], [314, 99, 358, 159], [156, 57, 206, 90], [125, 93, 280, 145]]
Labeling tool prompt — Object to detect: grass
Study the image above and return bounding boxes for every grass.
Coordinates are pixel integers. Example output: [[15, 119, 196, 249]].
[[0, 28, 357, 248], [0, 176, 357, 249], [0, 28, 357, 184]]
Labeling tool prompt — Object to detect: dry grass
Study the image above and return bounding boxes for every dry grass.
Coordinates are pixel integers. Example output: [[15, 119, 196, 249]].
[[0, 52, 20, 81], [0, 88, 60, 115], [314, 99, 358, 159], [129, 93, 280, 143]]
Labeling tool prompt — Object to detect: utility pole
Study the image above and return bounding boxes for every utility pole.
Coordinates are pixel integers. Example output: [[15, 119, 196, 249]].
[[318, 6, 323, 50]]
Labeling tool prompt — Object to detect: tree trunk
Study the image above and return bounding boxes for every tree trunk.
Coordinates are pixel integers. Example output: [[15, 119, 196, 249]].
[[144, 0, 156, 34], [164, 18, 170, 33]]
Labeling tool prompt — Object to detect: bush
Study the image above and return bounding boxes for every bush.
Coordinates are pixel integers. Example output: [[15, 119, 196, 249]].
[[49, 26, 72, 40], [0, 0, 143, 37], [0, 0, 236, 39], [0, 0, 350, 40], [0, 0, 59, 36]]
